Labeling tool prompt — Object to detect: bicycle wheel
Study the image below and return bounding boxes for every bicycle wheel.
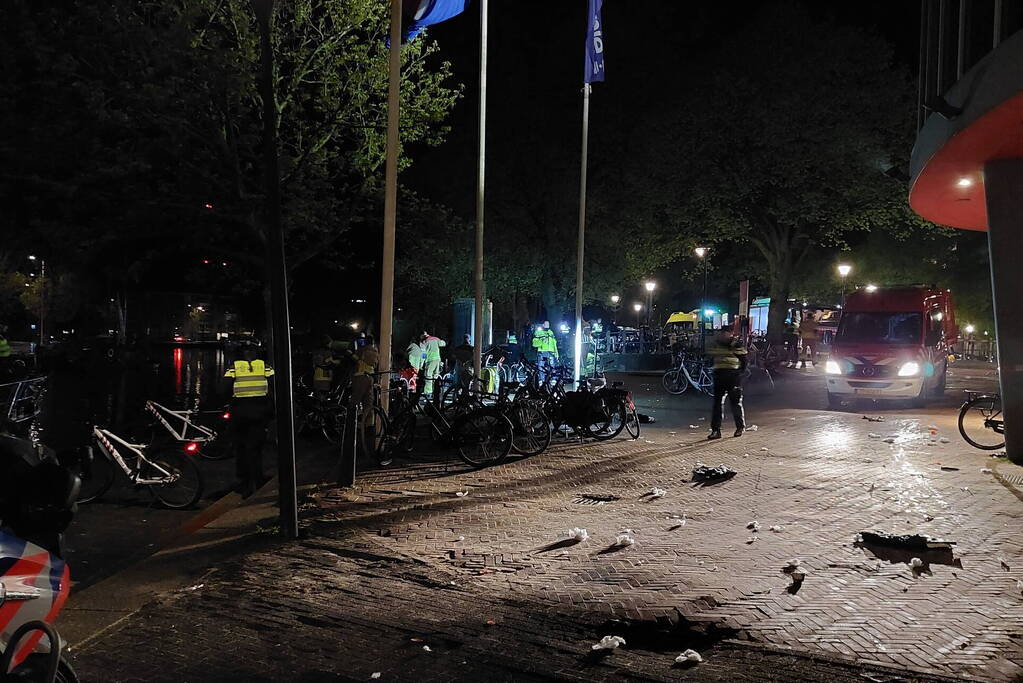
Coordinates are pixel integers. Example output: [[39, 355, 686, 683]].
[[142, 448, 204, 509], [661, 369, 688, 395], [72, 447, 116, 504], [197, 431, 234, 460], [624, 404, 640, 439], [589, 400, 627, 440], [387, 409, 417, 454], [958, 395, 1005, 450], [360, 405, 391, 465], [510, 401, 552, 456], [319, 405, 346, 444], [454, 410, 512, 468]]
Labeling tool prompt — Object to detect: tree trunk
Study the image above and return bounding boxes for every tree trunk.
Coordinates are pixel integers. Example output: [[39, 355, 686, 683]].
[[541, 272, 562, 327], [766, 260, 793, 345]]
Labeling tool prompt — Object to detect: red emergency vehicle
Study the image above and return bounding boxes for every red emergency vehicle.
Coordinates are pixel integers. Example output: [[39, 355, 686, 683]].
[[826, 286, 957, 407]]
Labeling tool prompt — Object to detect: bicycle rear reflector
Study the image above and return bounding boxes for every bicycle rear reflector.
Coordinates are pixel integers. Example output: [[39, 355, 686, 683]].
[[221, 412, 231, 421], [184, 442, 200, 454]]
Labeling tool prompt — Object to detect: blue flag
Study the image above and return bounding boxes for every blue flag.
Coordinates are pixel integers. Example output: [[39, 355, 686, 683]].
[[584, 0, 605, 83], [404, 0, 470, 41]]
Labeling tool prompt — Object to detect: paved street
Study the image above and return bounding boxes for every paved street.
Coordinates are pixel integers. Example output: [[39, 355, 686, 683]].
[[68, 362, 1020, 681]]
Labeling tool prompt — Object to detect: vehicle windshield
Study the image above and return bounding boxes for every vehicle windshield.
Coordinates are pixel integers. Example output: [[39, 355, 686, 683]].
[[837, 312, 921, 345]]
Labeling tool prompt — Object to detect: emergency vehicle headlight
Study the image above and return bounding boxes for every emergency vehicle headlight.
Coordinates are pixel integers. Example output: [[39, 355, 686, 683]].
[[825, 360, 842, 375], [897, 361, 920, 377]]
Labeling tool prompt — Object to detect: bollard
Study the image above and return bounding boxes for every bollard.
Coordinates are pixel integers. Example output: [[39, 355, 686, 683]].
[[338, 404, 357, 487]]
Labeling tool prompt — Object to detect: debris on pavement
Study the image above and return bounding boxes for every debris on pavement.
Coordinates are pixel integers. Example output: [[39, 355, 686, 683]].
[[1001, 558, 1011, 571], [939, 437, 951, 443], [786, 558, 801, 568], [862, 415, 885, 422], [981, 468, 993, 474], [675, 649, 703, 664], [746, 536, 758, 544], [456, 536, 465, 542], [857, 531, 955, 550], [910, 557, 924, 569], [615, 534, 635, 547], [882, 437, 896, 444], [422, 645, 432, 652], [371, 674, 381, 680], [691, 463, 736, 482], [184, 584, 204, 592], [760, 447, 769, 451], [868, 433, 882, 439], [568, 527, 589, 542], [592, 635, 626, 650], [689, 424, 699, 429], [747, 521, 761, 531], [746, 424, 759, 431], [769, 525, 784, 532], [940, 466, 960, 471], [1017, 580, 1023, 595], [649, 488, 667, 498], [455, 491, 469, 497]]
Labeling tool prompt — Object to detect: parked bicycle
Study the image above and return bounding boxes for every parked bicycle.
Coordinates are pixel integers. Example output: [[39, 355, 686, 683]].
[[662, 353, 713, 395], [72, 426, 204, 509], [958, 391, 1005, 450], [145, 399, 233, 461]]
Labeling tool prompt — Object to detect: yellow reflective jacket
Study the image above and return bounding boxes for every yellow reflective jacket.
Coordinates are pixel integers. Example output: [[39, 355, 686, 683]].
[[0, 337, 10, 358], [532, 328, 558, 356], [225, 359, 274, 398], [707, 338, 747, 371]]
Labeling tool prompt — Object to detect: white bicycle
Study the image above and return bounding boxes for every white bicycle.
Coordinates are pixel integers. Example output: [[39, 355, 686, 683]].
[[71, 426, 204, 509], [145, 399, 234, 460]]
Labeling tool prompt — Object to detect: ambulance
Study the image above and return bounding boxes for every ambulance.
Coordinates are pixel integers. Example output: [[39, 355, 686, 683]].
[[825, 286, 957, 407]]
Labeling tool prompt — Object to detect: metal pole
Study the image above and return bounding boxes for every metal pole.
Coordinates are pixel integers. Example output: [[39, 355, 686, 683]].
[[936, 0, 947, 94], [378, 0, 402, 416], [472, 0, 488, 383], [573, 84, 590, 385], [993, 0, 1003, 49], [701, 259, 708, 351], [956, 0, 966, 79], [917, 0, 927, 131], [253, 0, 298, 540], [39, 260, 45, 348]]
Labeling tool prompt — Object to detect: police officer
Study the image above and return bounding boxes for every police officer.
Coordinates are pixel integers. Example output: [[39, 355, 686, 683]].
[[224, 345, 274, 497], [532, 321, 559, 382], [420, 331, 446, 398], [311, 334, 338, 393], [706, 326, 747, 440], [505, 329, 519, 364]]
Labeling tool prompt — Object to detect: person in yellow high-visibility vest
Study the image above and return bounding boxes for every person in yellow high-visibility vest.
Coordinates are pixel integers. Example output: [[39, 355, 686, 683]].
[[532, 321, 558, 383], [420, 331, 446, 398], [311, 335, 338, 393], [224, 346, 274, 497]]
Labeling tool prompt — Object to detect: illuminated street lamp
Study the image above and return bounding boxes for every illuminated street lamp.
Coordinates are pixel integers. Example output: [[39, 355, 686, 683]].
[[694, 247, 709, 350], [27, 255, 45, 348], [643, 281, 656, 328], [965, 324, 976, 334], [865, 284, 878, 293], [633, 302, 643, 327], [837, 263, 852, 306]]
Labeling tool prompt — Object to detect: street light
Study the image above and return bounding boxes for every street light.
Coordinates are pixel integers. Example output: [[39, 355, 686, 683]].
[[965, 324, 975, 334], [633, 302, 643, 327], [610, 294, 620, 304], [865, 284, 878, 293], [837, 263, 852, 308], [643, 281, 656, 329], [694, 247, 709, 350], [27, 255, 44, 348]]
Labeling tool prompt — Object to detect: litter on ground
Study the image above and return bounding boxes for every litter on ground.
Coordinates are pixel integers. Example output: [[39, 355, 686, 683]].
[[747, 424, 759, 431], [747, 521, 760, 531], [422, 645, 432, 652], [868, 433, 882, 439], [371, 674, 381, 680], [760, 447, 769, 451], [882, 437, 896, 444], [769, 525, 784, 532], [910, 557, 924, 568], [568, 527, 589, 542], [939, 437, 951, 443], [456, 536, 465, 542], [592, 635, 626, 651], [862, 415, 885, 422], [649, 488, 667, 498], [982, 468, 993, 474], [615, 534, 636, 547], [787, 558, 801, 567], [858, 531, 954, 550], [692, 463, 736, 480], [455, 491, 469, 497], [676, 649, 703, 664]]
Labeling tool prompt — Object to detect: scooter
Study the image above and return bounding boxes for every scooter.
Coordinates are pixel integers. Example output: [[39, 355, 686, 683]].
[[0, 430, 80, 683]]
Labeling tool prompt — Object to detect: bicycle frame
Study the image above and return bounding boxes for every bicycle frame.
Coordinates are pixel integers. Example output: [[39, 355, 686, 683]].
[[145, 400, 217, 443], [92, 427, 180, 486], [680, 359, 713, 395]]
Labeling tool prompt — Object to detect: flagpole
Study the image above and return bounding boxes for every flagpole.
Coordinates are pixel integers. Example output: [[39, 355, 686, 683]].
[[573, 83, 591, 386], [377, 0, 401, 424], [473, 0, 488, 382]]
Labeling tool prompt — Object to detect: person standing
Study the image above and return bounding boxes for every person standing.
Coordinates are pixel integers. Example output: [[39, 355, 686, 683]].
[[224, 345, 274, 497], [532, 321, 559, 382], [311, 334, 338, 393], [784, 319, 799, 368], [421, 331, 446, 398], [798, 312, 820, 369], [451, 334, 474, 387], [706, 327, 747, 440], [505, 329, 519, 364]]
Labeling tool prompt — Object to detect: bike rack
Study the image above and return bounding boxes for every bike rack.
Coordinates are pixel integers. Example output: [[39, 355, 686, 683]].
[[145, 400, 216, 443]]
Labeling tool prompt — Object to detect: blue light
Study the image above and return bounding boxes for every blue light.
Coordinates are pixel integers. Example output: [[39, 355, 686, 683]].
[[704, 309, 715, 317]]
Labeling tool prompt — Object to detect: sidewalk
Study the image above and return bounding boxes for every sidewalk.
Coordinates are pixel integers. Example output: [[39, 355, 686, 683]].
[[70, 409, 1022, 681]]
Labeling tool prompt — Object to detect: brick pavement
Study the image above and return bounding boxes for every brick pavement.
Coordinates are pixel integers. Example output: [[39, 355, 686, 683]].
[[68, 405, 1023, 681], [301, 410, 1023, 681]]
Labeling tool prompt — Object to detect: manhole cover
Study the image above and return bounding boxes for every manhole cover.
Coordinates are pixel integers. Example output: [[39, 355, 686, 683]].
[[573, 494, 621, 505]]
